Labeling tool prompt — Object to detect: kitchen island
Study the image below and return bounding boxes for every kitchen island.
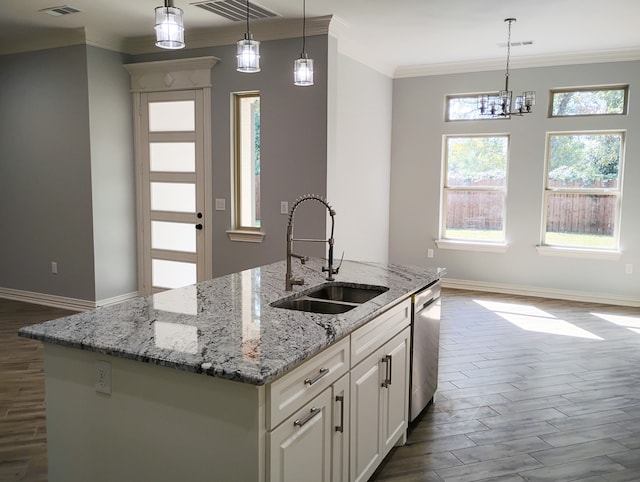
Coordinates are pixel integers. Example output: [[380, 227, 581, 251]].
[[19, 258, 443, 482]]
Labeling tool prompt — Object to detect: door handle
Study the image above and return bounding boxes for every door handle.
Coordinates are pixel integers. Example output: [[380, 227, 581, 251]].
[[195, 224, 203, 230]]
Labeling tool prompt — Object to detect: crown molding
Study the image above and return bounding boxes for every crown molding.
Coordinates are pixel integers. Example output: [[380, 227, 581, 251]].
[[394, 47, 640, 78], [122, 15, 332, 55], [0, 28, 87, 56]]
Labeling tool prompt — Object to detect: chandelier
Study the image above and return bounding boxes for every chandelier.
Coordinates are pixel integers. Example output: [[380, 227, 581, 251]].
[[478, 18, 535, 117]]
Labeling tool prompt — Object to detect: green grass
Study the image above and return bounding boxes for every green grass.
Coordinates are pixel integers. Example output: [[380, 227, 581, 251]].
[[446, 229, 615, 249], [544, 232, 615, 249]]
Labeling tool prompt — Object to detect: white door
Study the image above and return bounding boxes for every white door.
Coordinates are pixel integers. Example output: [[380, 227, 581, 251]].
[[138, 90, 211, 294]]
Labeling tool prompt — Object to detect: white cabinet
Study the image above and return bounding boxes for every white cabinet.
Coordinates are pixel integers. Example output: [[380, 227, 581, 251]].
[[267, 298, 412, 482], [268, 388, 333, 482], [349, 299, 411, 482]]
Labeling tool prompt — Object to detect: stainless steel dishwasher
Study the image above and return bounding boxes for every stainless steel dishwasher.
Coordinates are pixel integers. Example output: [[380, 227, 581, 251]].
[[409, 280, 441, 422]]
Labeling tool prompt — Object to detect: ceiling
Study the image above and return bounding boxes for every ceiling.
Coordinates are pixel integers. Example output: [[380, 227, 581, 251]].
[[2, 0, 640, 76]]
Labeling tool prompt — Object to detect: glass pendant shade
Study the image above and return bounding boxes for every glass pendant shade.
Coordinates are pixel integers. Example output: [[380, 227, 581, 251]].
[[294, 57, 314, 86], [155, 5, 185, 50], [237, 35, 261, 73]]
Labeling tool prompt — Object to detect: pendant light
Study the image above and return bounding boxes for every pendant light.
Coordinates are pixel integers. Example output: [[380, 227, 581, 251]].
[[478, 18, 535, 117], [293, 0, 314, 86], [237, 0, 261, 73], [155, 0, 185, 50]]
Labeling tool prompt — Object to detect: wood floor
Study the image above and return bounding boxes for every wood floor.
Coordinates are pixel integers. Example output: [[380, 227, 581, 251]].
[[1, 290, 640, 481], [373, 289, 640, 482]]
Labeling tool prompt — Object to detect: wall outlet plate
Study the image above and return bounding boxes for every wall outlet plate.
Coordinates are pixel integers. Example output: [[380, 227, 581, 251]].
[[215, 199, 226, 211], [280, 201, 289, 215]]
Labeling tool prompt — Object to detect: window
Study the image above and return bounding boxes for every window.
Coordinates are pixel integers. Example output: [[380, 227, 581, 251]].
[[230, 92, 263, 241], [549, 86, 628, 117], [446, 94, 501, 121], [542, 131, 624, 250], [441, 135, 509, 243]]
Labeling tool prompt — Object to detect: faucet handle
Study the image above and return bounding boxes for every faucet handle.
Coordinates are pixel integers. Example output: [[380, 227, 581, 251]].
[[334, 251, 345, 274]]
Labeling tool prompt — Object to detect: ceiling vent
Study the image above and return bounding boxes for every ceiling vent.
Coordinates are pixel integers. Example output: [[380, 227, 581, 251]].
[[192, 0, 279, 22], [497, 40, 534, 48], [40, 5, 81, 16]]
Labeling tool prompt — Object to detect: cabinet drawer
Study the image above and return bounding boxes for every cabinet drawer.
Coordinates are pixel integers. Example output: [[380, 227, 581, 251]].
[[267, 337, 350, 430], [351, 299, 411, 368]]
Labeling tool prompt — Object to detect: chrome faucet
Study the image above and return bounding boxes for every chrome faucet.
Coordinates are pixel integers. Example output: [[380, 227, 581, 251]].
[[285, 194, 339, 291]]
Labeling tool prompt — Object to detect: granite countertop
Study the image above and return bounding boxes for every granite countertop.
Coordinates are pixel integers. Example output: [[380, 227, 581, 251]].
[[19, 259, 443, 386]]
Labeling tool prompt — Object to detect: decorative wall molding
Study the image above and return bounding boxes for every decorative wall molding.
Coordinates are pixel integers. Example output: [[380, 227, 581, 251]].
[[442, 278, 640, 308], [124, 56, 219, 92]]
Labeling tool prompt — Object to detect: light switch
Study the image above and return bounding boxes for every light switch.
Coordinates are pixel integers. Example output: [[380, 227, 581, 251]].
[[215, 199, 226, 211]]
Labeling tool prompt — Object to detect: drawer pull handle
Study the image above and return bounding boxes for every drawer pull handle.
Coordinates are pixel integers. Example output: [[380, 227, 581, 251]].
[[335, 395, 344, 433], [381, 355, 392, 388], [387, 354, 393, 386], [304, 368, 329, 386], [294, 407, 322, 427]]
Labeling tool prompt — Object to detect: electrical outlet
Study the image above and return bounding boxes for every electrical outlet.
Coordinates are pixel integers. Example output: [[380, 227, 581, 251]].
[[51, 261, 58, 274], [625, 263, 633, 275], [427, 249, 434, 259], [95, 360, 112, 395], [280, 201, 289, 215]]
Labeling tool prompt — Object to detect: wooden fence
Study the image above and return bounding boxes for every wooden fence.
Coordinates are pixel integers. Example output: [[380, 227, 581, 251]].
[[447, 180, 615, 235]]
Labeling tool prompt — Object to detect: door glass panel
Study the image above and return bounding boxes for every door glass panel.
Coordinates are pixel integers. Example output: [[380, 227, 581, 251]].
[[151, 182, 195, 212], [149, 101, 195, 132], [152, 221, 196, 253], [150, 142, 195, 172], [152, 259, 196, 289]]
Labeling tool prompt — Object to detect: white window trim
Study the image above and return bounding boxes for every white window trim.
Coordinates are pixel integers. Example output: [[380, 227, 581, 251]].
[[536, 245, 621, 260], [435, 239, 509, 253], [229, 91, 264, 243], [440, 134, 510, 245], [540, 129, 625, 252]]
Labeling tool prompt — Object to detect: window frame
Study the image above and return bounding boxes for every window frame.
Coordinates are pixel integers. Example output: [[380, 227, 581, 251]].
[[228, 91, 264, 243], [540, 129, 625, 252], [548, 85, 629, 118], [445, 93, 508, 122], [439, 134, 510, 247]]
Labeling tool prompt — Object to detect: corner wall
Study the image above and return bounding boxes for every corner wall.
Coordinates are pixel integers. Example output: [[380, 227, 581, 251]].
[[327, 37, 393, 264], [0, 45, 97, 301]]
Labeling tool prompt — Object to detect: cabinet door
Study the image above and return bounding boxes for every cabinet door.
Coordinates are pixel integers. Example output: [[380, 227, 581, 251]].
[[332, 373, 350, 482], [269, 388, 332, 482], [349, 346, 385, 482], [382, 326, 410, 455]]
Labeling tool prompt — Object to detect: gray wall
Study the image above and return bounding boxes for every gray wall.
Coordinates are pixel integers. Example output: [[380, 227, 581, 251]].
[[389, 61, 640, 301], [0, 45, 96, 300], [327, 42, 393, 264], [87, 46, 137, 301], [131, 35, 329, 277]]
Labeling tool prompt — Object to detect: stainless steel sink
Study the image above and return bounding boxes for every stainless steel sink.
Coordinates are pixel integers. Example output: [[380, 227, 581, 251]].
[[271, 283, 389, 314], [307, 285, 388, 303], [272, 298, 356, 314]]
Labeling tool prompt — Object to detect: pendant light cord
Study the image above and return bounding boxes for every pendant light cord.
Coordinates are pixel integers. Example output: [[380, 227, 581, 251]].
[[246, 0, 250, 37], [302, 0, 307, 55], [504, 19, 513, 91]]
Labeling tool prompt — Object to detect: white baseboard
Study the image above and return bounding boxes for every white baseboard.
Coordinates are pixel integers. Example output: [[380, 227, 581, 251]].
[[0, 288, 140, 312], [442, 278, 640, 307]]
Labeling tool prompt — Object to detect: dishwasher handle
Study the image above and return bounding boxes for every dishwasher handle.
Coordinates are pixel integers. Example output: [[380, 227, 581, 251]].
[[413, 283, 441, 313]]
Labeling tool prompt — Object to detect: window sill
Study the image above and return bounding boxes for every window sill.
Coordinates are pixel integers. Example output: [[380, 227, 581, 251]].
[[536, 245, 621, 260], [435, 239, 508, 253], [226, 229, 265, 243]]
